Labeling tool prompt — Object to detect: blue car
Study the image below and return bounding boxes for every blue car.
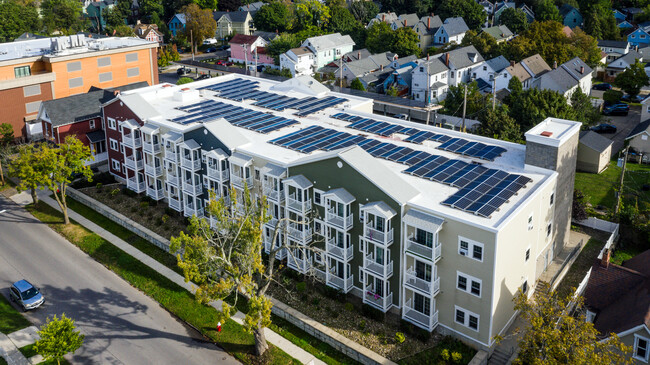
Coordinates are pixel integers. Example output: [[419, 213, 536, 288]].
[[602, 104, 629, 116], [9, 280, 44, 311], [592, 83, 612, 91]]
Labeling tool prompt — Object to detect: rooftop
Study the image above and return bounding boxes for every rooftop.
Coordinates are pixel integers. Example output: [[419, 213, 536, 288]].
[[116, 75, 557, 229]]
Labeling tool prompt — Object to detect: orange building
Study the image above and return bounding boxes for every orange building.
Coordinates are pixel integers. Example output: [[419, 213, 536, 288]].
[[0, 34, 159, 139]]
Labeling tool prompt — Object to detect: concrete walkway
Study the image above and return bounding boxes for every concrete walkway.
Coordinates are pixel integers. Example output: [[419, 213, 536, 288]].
[[22, 191, 324, 365], [0, 326, 42, 365]]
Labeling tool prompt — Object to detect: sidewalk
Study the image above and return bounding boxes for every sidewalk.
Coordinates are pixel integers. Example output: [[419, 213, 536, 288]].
[[0, 326, 42, 365], [22, 191, 324, 365]]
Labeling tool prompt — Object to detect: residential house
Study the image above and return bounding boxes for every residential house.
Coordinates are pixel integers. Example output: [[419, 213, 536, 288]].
[[606, 50, 642, 80], [493, 1, 515, 24], [85, 0, 115, 31], [598, 40, 630, 63], [618, 19, 635, 30], [613, 9, 626, 22], [337, 52, 395, 81], [338, 49, 372, 63], [280, 47, 314, 77], [213, 11, 255, 39], [641, 96, 650, 123], [539, 57, 593, 99], [625, 119, 650, 162], [482, 25, 514, 43], [301, 33, 355, 70], [414, 15, 443, 50], [367, 12, 399, 28], [577, 131, 613, 173], [228, 34, 273, 66], [497, 54, 551, 91], [559, 4, 583, 28], [168, 14, 186, 37], [583, 249, 650, 364], [382, 65, 415, 95], [253, 31, 279, 42], [359, 67, 394, 92], [472, 55, 510, 92], [390, 13, 420, 30], [624, 7, 644, 20], [106, 75, 580, 353], [135, 22, 163, 43], [238, 1, 264, 14], [628, 28, 650, 48], [519, 4, 535, 22], [479, 0, 494, 18], [433, 17, 469, 46], [411, 57, 450, 103], [442, 45, 486, 87]]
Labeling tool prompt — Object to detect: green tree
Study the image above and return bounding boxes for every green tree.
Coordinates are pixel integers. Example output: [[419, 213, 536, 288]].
[[436, 0, 486, 31], [293, 0, 331, 31], [461, 30, 498, 59], [108, 24, 134, 36], [266, 33, 301, 64], [386, 85, 399, 96], [512, 283, 632, 365], [103, 6, 126, 28], [0, 0, 40, 42], [0, 123, 13, 146], [508, 88, 576, 131], [253, 1, 290, 32], [34, 314, 84, 365], [583, 0, 619, 40], [350, 78, 365, 91], [41, 0, 84, 34], [614, 59, 650, 98], [328, 6, 359, 34], [139, 0, 164, 18], [8, 144, 46, 205], [365, 21, 393, 54], [195, 0, 217, 9], [177, 76, 194, 84], [39, 136, 93, 225], [478, 105, 522, 142], [183, 3, 217, 54], [570, 88, 601, 126], [499, 7, 528, 34], [535, 0, 562, 22], [349, 0, 379, 24], [443, 82, 489, 117], [218, 0, 240, 11], [391, 27, 421, 57]]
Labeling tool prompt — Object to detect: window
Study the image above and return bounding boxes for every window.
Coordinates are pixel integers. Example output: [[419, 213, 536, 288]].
[[314, 220, 323, 235], [14, 66, 31, 78], [468, 315, 479, 330], [547, 222, 553, 238], [127, 67, 140, 77], [455, 309, 465, 324], [528, 214, 533, 231], [459, 240, 469, 256], [314, 189, 323, 206], [455, 306, 479, 331], [459, 237, 483, 261], [120, 143, 124, 153], [482, 66, 487, 71], [525, 248, 530, 262], [23, 85, 40, 97], [457, 275, 467, 291], [90, 120, 95, 129], [457, 272, 481, 297], [25, 101, 41, 114], [97, 57, 111, 67], [67, 61, 82, 72], [108, 118, 116, 130], [99, 72, 113, 83], [550, 192, 554, 205], [634, 335, 649, 362], [522, 280, 528, 294], [126, 53, 139, 62], [254, 167, 260, 181], [473, 245, 483, 261], [314, 251, 323, 264], [109, 139, 118, 151], [111, 159, 120, 171], [68, 77, 83, 88]]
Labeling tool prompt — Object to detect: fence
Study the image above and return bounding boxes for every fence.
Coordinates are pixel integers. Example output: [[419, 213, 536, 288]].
[[549, 239, 584, 290], [571, 218, 619, 299]]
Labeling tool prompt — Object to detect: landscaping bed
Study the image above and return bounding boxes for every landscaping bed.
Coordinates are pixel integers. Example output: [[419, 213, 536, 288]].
[[555, 237, 605, 298]]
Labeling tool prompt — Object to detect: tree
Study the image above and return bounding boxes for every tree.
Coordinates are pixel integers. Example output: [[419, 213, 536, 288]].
[[0, 0, 40, 42], [349, 0, 379, 25], [614, 59, 650, 98], [499, 7, 528, 34], [218, 0, 240, 11], [508, 88, 576, 131], [139, 0, 164, 19], [8, 144, 46, 205], [195, 0, 216, 9], [293, 0, 331, 31], [350, 78, 365, 91], [0, 123, 13, 146], [177, 76, 194, 84], [512, 283, 631, 365], [40, 136, 93, 225], [183, 3, 217, 54], [328, 6, 359, 34], [569, 28, 605, 68], [266, 33, 301, 64], [461, 30, 498, 59], [570, 88, 601, 126], [34, 314, 84, 365], [436, 0, 486, 31], [108, 24, 135, 36], [583, 0, 619, 40], [535, 0, 562, 22], [386, 85, 399, 96], [478, 105, 522, 142], [170, 187, 317, 356], [391, 27, 421, 57], [254, 1, 291, 32], [572, 189, 589, 221], [443, 82, 489, 118], [365, 21, 393, 54], [41, 0, 84, 34], [103, 6, 126, 28]]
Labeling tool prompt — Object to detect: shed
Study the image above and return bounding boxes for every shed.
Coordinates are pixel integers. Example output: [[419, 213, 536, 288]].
[[625, 119, 650, 163], [577, 131, 613, 173]]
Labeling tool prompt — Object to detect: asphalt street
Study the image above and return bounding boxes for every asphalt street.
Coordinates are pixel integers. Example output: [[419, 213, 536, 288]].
[[0, 196, 238, 365], [598, 106, 640, 153]]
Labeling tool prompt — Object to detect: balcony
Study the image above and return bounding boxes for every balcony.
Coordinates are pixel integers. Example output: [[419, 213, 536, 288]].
[[404, 269, 440, 297], [184, 205, 204, 218], [364, 226, 394, 246], [182, 179, 203, 196], [181, 157, 201, 171], [364, 255, 393, 278], [403, 298, 439, 331], [207, 167, 229, 182], [263, 186, 284, 203], [125, 156, 144, 170], [286, 194, 312, 213], [122, 135, 142, 149], [166, 174, 180, 186], [288, 224, 313, 243], [143, 142, 161, 154], [326, 209, 353, 231], [164, 149, 177, 162], [231, 175, 253, 189], [326, 239, 353, 261], [327, 272, 353, 293], [146, 186, 165, 200], [127, 176, 145, 193], [92, 152, 108, 164], [144, 164, 162, 177], [364, 288, 393, 312], [312, 267, 326, 282], [287, 253, 310, 273], [406, 238, 442, 263]]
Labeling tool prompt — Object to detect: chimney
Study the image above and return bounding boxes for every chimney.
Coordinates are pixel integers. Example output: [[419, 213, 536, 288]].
[[136, 19, 141, 25], [553, 60, 557, 69], [580, 66, 584, 74], [601, 249, 610, 268], [381, 64, 384, 71], [382, 14, 385, 22], [427, 54, 430, 60], [445, 52, 450, 66], [357, 51, 361, 59], [510, 60, 515, 67], [427, 17, 431, 28], [405, 19, 407, 27]]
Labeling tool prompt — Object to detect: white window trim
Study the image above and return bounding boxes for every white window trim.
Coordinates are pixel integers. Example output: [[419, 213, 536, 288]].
[[635, 335, 650, 363], [313, 188, 324, 206], [525, 247, 531, 262], [314, 219, 324, 235], [108, 117, 117, 130], [89, 120, 95, 129], [359, 204, 364, 222], [120, 143, 124, 153], [109, 138, 118, 151], [111, 159, 120, 171], [459, 236, 484, 262], [456, 271, 482, 297], [454, 306, 480, 332]]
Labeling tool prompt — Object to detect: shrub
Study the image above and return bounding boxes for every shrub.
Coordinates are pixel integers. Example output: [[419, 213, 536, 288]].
[[161, 214, 170, 224], [344, 302, 354, 312], [96, 183, 103, 191], [311, 297, 320, 306], [110, 188, 120, 197], [296, 282, 307, 292], [395, 332, 406, 344], [451, 351, 462, 363], [441, 349, 450, 361], [164, 207, 175, 216], [122, 188, 137, 197], [603, 89, 623, 104], [358, 320, 366, 330], [177, 77, 194, 85], [140, 202, 149, 209], [361, 303, 384, 322]]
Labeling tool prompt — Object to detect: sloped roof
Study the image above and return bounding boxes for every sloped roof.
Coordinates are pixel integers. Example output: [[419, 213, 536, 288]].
[[579, 131, 613, 153], [539, 67, 579, 94], [612, 49, 642, 68], [342, 48, 371, 62], [627, 119, 650, 140], [561, 57, 592, 79], [482, 25, 513, 41], [559, 4, 579, 17], [394, 55, 418, 67], [598, 39, 629, 49], [442, 45, 484, 69], [213, 11, 251, 23], [521, 54, 551, 76], [239, 1, 264, 12], [441, 17, 469, 36], [486, 55, 510, 73], [305, 33, 355, 51], [393, 13, 419, 28], [252, 31, 279, 42], [171, 13, 186, 24], [229, 34, 260, 45], [421, 57, 449, 74], [419, 15, 442, 32]]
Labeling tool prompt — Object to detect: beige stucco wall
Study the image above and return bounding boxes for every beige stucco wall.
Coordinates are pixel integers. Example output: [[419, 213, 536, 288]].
[[577, 145, 612, 173]]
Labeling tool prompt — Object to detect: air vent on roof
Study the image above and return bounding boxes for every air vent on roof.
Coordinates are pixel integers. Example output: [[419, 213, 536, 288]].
[[540, 131, 553, 137]]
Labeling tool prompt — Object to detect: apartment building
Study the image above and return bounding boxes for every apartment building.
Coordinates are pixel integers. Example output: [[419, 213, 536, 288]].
[[0, 34, 158, 140], [103, 75, 580, 351]]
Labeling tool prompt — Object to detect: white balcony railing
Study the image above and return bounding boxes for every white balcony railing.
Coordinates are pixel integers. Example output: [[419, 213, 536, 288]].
[[166, 174, 180, 186], [164, 149, 177, 162], [288, 224, 313, 243], [181, 157, 201, 171], [143, 143, 161, 154], [327, 272, 353, 293], [127, 176, 145, 193], [168, 197, 182, 211], [404, 268, 440, 297], [364, 226, 394, 246], [312, 267, 326, 282], [364, 254, 393, 278], [286, 194, 312, 213], [125, 156, 144, 170], [144, 164, 162, 177], [123, 135, 142, 148], [93, 152, 108, 163], [403, 298, 439, 331], [364, 288, 393, 312], [263, 186, 284, 202], [183, 179, 203, 196], [231, 174, 253, 189], [287, 254, 310, 273], [146, 186, 165, 200], [207, 167, 229, 181], [326, 239, 353, 261], [326, 208, 353, 230], [184, 206, 204, 218], [406, 238, 442, 263]]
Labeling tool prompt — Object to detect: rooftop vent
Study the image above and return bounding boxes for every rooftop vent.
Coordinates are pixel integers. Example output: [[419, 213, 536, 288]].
[[540, 131, 553, 137]]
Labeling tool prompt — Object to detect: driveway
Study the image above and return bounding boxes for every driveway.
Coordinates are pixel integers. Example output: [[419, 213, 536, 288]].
[[598, 106, 640, 153], [0, 196, 238, 365]]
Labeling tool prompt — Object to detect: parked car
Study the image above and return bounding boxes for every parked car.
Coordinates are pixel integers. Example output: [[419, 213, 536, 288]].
[[218, 45, 230, 51], [196, 74, 211, 80], [205, 47, 217, 53], [591, 123, 617, 133], [621, 94, 643, 103], [176, 67, 191, 76], [394, 113, 409, 120], [592, 83, 612, 91], [602, 103, 629, 116], [9, 280, 44, 311], [203, 38, 217, 45]]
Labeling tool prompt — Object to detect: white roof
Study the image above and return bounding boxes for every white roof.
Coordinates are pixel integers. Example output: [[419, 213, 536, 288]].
[[361, 201, 397, 218], [179, 139, 201, 150], [229, 152, 253, 166], [403, 209, 444, 232], [271, 76, 329, 97], [283, 175, 312, 189], [205, 148, 228, 160], [324, 188, 356, 204], [304, 33, 355, 51], [140, 123, 159, 134], [262, 163, 286, 177], [203, 119, 250, 152]]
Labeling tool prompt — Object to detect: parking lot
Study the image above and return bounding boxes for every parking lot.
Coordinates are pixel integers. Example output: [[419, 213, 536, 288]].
[[596, 105, 640, 153]]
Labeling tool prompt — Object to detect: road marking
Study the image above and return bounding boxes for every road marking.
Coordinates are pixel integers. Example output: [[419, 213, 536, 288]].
[[0, 210, 6, 214]]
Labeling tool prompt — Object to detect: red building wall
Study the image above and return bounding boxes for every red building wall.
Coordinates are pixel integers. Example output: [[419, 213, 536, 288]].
[[103, 98, 144, 180], [44, 117, 102, 146]]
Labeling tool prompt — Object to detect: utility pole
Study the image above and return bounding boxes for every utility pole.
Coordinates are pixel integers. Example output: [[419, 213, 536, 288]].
[[492, 76, 496, 111], [190, 30, 194, 61], [614, 146, 629, 214], [426, 60, 431, 125], [244, 43, 249, 76], [254, 46, 258, 77], [461, 84, 467, 132], [339, 57, 343, 88]]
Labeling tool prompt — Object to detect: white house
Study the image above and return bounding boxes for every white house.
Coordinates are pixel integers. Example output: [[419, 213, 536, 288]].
[[496, 54, 551, 91], [411, 57, 450, 103], [606, 50, 642, 79], [598, 40, 630, 63], [539, 57, 593, 100], [472, 55, 510, 92], [443, 45, 485, 87], [433, 17, 469, 45], [301, 33, 355, 70], [280, 47, 315, 77]]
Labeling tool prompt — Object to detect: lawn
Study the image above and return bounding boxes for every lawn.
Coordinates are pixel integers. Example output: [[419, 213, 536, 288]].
[[17, 343, 71, 365], [574, 160, 622, 212], [397, 336, 476, 365], [26, 202, 299, 365], [0, 292, 31, 334], [555, 238, 605, 298]]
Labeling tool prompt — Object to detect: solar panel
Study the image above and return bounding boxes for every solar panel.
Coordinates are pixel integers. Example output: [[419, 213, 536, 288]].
[[257, 119, 299, 134], [377, 145, 403, 159], [270, 126, 323, 146], [323, 135, 366, 151], [357, 139, 382, 151], [399, 151, 431, 166], [386, 147, 415, 162]]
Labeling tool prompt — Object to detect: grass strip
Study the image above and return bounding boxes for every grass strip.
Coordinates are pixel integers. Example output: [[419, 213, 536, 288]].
[[26, 202, 298, 365], [397, 336, 475, 365], [66, 196, 356, 365], [0, 293, 31, 334], [555, 238, 604, 298]]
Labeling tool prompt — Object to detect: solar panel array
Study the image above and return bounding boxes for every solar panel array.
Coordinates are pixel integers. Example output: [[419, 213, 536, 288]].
[[331, 112, 507, 161], [173, 100, 299, 133], [198, 79, 347, 116]]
